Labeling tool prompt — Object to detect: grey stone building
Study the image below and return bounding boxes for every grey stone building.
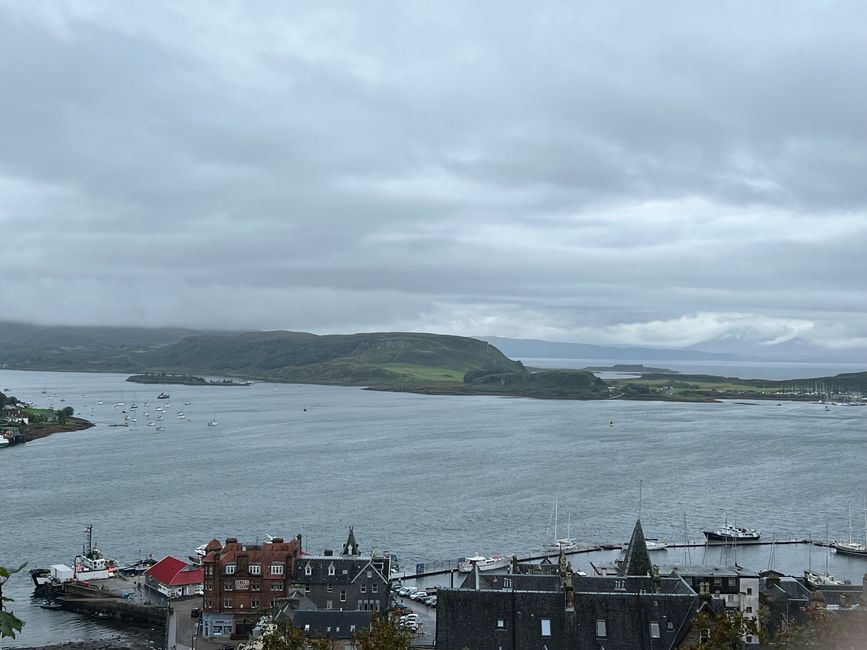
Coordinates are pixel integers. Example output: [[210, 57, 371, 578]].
[[436, 521, 711, 649], [275, 528, 391, 643]]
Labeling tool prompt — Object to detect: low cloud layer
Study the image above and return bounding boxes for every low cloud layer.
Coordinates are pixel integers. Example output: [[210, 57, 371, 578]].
[[2, 1, 867, 351]]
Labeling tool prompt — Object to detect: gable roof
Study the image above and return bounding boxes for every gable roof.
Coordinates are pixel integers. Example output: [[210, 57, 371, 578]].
[[145, 556, 203, 586]]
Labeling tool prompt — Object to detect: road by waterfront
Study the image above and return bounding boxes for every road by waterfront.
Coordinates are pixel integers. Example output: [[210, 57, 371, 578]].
[[2, 368, 866, 647]]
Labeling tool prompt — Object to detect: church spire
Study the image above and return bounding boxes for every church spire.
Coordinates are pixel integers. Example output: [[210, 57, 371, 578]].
[[619, 519, 652, 577], [341, 526, 360, 556]]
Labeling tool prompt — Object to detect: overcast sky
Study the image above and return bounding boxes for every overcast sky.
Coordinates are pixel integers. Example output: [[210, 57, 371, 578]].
[[1, 1, 866, 351]]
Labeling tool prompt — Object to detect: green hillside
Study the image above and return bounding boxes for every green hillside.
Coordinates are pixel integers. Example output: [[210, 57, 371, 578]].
[[141, 330, 524, 387]]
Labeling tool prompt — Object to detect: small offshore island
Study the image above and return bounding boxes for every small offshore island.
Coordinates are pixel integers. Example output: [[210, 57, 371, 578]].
[[126, 372, 251, 386]]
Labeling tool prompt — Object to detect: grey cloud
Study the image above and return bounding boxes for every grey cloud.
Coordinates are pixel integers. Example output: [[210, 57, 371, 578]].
[[2, 1, 867, 350]]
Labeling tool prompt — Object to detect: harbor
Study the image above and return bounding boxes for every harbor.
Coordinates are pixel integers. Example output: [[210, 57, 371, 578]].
[[3, 369, 867, 647]]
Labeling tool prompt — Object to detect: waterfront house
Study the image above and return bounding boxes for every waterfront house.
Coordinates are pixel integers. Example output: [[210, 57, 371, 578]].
[[144, 556, 203, 599], [201, 534, 303, 640]]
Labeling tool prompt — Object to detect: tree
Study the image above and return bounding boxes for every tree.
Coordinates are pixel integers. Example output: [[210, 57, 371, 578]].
[[352, 612, 412, 650], [688, 609, 760, 649], [57, 406, 74, 424], [0, 564, 26, 639], [774, 602, 867, 648], [258, 621, 334, 650]]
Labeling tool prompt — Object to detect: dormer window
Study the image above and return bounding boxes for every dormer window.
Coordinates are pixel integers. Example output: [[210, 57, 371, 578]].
[[328, 563, 336, 576], [249, 564, 261, 575], [225, 564, 236, 575], [305, 564, 312, 576], [270, 563, 284, 575]]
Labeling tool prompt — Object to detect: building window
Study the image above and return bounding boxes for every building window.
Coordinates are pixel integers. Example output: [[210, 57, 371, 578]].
[[223, 598, 232, 608], [700, 629, 711, 642], [340, 589, 347, 602], [746, 635, 754, 643], [596, 620, 607, 638], [367, 570, 372, 578], [206, 600, 212, 608], [328, 564, 336, 576], [205, 581, 213, 591], [327, 584, 333, 592], [728, 578, 737, 588], [746, 606, 753, 613], [326, 600, 333, 610], [650, 622, 660, 638], [305, 564, 312, 576], [270, 564, 284, 575], [350, 625, 356, 633], [271, 581, 284, 591], [251, 581, 260, 592], [713, 577, 722, 587], [224, 581, 233, 591], [497, 619, 505, 629], [667, 621, 674, 631], [225, 564, 236, 575], [249, 564, 261, 575], [747, 587, 753, 595], [541, 619, 551, 637], [372, 583, 378, 593], [342, 569, 348, 575], [251, 599, 259, 608], [361, 584, 367, 593], [305, 584, 311, 593]]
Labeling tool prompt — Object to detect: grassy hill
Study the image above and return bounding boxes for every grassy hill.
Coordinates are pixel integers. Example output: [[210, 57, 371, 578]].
[[0, 321, 218, 372], [141, 330, 524, 388]]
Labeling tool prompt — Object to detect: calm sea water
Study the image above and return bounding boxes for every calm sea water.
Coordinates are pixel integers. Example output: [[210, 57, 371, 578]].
[[1, 369, 866, 646]]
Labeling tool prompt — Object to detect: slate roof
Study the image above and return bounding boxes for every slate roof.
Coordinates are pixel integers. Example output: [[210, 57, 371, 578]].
[[661, 564, 759, 578], [296, 556, 388, 585], [619, 518, 652, 576], [145, 556, 203, 586], [289, 610, 373, 638]]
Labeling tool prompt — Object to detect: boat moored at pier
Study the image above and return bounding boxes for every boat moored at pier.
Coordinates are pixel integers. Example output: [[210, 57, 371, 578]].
[[457, 554, 511, 572], [703, 524, 760, 542]]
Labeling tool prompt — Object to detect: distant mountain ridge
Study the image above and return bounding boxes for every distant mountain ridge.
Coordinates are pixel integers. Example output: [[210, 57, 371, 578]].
[[479, 336, 736, 361]]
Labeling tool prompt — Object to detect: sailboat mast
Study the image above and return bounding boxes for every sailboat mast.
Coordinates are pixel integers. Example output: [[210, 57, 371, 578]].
[[553, 497, 558, 542], [848, 498, 853, 544], [638, 480, 643, 521]]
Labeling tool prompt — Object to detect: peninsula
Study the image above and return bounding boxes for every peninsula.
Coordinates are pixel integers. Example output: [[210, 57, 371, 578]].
[[1, 390, 94, 444], [0, 322, 865, 403]]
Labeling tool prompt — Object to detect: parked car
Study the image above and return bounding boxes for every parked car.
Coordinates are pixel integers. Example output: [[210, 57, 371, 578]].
[[411, 591, 428, 601]]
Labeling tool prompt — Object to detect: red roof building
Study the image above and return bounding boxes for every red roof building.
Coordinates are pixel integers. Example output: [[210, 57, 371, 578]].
[[145, 556, 204, 599]]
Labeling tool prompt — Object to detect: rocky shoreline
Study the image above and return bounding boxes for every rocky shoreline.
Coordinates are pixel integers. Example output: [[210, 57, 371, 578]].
[[15, 640, 157, 650], [23, 416, 95, 442]]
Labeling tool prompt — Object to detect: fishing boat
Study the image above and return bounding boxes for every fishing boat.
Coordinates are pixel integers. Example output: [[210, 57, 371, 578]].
[[157, 393, 170, 400], [457, 554, 511, 572], [703, 523, 760, 542]]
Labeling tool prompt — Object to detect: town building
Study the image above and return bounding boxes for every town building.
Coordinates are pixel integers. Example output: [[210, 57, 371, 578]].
[[201, 534, 303, 640], [274, 528, 392, 646], [143, 555, 203, 599], [658, 564, 760, 644], [436, 521, 715, 649]]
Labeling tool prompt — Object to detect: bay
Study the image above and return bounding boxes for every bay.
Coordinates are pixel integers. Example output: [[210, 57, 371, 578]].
[[1, 369, 866, 647]]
